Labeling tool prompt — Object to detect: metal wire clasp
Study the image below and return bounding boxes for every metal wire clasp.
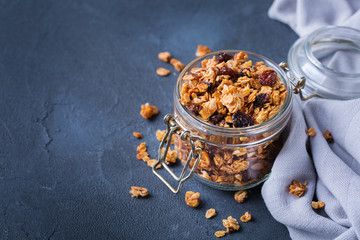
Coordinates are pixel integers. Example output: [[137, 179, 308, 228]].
[[279, 61, 321, 100], [152, 114, 202, 193]]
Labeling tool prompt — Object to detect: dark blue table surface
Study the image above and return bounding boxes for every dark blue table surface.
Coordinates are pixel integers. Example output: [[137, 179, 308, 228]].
[[0, 0, 298, 239]]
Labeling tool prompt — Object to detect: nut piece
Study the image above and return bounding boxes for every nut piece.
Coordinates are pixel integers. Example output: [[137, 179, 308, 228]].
[[205, 208, 217, 219], [324, 130, 333, 143], [133, 132, 143, 139], [196, 44, 212, 57], [185, 191, 200, 207], [240, 212, 251, 222], [234, 190, 248, 203], [170, 58, 184, 72], [156, 129, 175, 144], [214, 231, 227, 238], [222, 216, 240, 232], [156, 67, 171, 76], [306, 127, 316, 137], [140, 103, 159, 119], [158, 51, 171, 62], [312, 201, 325, 209], [129, 186, 149, 198], [289, 180, 307, 198], [136, 142, 149, 160], [147, 159, 161, 169]]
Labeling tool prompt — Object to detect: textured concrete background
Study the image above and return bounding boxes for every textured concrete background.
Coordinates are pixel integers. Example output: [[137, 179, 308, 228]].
[[0, 0, 298, 239]]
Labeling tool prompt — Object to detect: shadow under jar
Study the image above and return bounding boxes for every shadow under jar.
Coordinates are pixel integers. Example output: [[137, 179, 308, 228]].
[[154, 50, 293, 192]]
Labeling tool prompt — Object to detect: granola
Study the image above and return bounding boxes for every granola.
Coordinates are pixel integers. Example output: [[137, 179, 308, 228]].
[[147, 159, 162, 169], [205, 208, 216, 219], [133, 132, 143, 139], [196, 44, 212, 57], [129, 186, 149, 198], [324, 130, 333, 143], [185, 191, 200, 207], [170, 58, 184, 72], [156, 129, 175, 144], [289, 180, 307, 198], [240, 212, 251, 222], [140, 103, 159, 119], [312, 201, 325, 209], [158, 51, 171, 62], [156, 67, 171, 76], [234, 190, 248, 203], [136, 142, 149, 160], [222, 216, 240, 232], [214, 231, 227, 238], [306, 127, 316, 137], [161, 148, 178, 164]]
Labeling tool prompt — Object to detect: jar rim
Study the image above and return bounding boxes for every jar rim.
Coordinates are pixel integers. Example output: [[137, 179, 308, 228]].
[[305, 26, 360, 78], [174, 50, 293, 138]]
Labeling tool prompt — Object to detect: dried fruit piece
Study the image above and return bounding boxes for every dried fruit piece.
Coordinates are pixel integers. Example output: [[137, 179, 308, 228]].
[[234, 190, 248, 203], [129, 186, 149, 198], [133, 132, 143, 139], [254, 93, 270, 106], [140, 103, 159, 119], [259, 70, 277, 86], [185, 191, 200, 207], [289, 180, 307, 198], [170, 58, 184, 72], [306, 127, 316, 137], [232, 111, 254, 128], [158, 51, 171, 62], [188, 103, 202, 116], [216, 52, 233, 62], [209, 112, 224, 124], [214, 231, 227, 238], [240, 212, 251, 222], [222, 216, 240, 232], [324, 130, 333, 143], [312, 201, 325, 209], [196, 44, 212, 57], [219, 67, 238, 78], [156, 67, 171, 76], [205, 208, 217, 219], [147, 159, 161, 169]]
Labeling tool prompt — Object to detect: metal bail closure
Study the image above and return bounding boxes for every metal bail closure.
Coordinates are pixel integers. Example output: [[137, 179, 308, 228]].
[[152, 114, 202, 193], [279, 61, 322, 101]]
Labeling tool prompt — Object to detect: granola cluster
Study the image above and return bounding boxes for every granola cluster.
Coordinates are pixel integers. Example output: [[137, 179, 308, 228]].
[[205, 208, 217, 219], [312, 201, 325, 209], [185, 191, 200, 207], [289, 180, 307, 198], [180, 51, 287, 127], [129, 186, 149, 198], [240, 212, 251, 222], [140, 103, 159, 119], [234, 190, 248, 203], [136, 142, 161, 169]]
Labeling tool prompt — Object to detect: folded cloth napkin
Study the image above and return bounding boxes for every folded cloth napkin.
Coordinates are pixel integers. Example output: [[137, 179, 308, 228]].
[[262, 1, 360, 239]]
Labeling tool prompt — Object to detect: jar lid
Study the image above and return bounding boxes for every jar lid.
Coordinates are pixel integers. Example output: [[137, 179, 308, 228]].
[[288, 26, 360, 100]]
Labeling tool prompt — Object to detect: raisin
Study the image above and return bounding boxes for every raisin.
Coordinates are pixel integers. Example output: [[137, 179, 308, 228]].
[[254, 93, 270, 106], [216, 52, 233, 62], [188, 103, 202, 116], [219, 67, 238, 78], [209, 112, 224, 124], [259, 70, 277, 86], [232, 111, 254, 128], [202, 81, 213, 92]]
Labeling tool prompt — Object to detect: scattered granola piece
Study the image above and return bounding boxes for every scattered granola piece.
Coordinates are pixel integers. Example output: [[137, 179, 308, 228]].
[[133, 132, 143, 139], [158, 51, 171, 62], [147, 159, 162, 169], [289, 180, 307, 198], [240, 212, 251, 222], [196, 44, 212, 57], [140, 103, 159, 119], [185, 191, 200, 207], [312, 201, 325, 209], [136, 151, 149, 160], [306, 127, 316, 137], [136, 142, 149, 160], [170, 58, 184, 72], [129, 186, 149, 198], [156, 67, 171, 76], [214, 231, 227, 238], [222, 216, 240, 232], [161, 148, 177, 164], [324, 130, 333, 143], [234, 190, 248, 203], [156, 129, 175, 144], [205, 208, 217, 219]]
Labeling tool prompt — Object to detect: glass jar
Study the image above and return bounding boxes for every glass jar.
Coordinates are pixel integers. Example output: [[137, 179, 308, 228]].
[[153, 50, 293, 193]]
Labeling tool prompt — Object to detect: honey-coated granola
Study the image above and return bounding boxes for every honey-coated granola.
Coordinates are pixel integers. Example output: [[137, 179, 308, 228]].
[[324, 130, 333, 143], [196, 44, 212, 57], [185, 191, 200, 207], [222, 216, 240, 232], [129, 186, 149, 198], [133, 132, 143, 139], [306, 127, 316, 137], [156, 67, 171, 76], [289, 180, 307, 198], [205, 208, 217, 219], [234, 190, 248, 203], [214, 231, 227, 238], [140, 103, 159, 119], [240, 212, 251, 222], [312, 201, 325, 209]]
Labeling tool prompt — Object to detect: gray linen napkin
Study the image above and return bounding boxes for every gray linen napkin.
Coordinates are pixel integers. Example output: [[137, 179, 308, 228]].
[[262, 1, 360, 239]]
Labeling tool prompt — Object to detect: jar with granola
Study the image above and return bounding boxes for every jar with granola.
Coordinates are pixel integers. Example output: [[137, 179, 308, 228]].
[[153, 50, 293, 193]]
